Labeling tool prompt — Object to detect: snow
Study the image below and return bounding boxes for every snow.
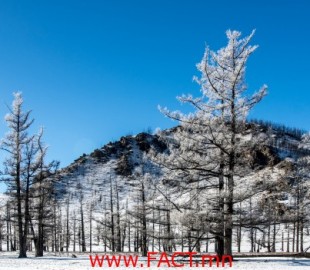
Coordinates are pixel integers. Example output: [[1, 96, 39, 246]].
[[0, 252, 310, 270]]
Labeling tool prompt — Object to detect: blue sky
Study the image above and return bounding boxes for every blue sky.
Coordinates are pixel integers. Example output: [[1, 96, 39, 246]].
[[0, 0, 309, 177]]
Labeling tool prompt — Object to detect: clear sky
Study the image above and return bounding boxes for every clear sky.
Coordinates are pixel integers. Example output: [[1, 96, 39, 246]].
[[0, 0, 309, 178]]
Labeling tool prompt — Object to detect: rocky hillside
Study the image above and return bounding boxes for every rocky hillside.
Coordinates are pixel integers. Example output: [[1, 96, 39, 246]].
[[59, 131, 166, 179], [55, 121, 308, 204]]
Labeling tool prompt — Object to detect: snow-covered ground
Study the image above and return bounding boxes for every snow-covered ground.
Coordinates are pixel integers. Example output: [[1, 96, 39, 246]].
[[0, 252, 310, 270]]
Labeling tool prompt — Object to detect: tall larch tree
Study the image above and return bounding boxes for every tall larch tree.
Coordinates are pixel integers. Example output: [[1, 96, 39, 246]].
[[160, 30, 267, 257]]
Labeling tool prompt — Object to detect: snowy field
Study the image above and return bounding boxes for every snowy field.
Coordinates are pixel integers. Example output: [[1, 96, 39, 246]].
[[0, 252, 310, 270]]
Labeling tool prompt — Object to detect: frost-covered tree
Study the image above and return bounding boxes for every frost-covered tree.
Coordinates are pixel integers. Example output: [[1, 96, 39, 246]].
[[30, 129, 59, 257], [126, 154, 159, 255], [159, 30, 267, 257], [1, 92, 56, 258], [1, 92, 34, 258]]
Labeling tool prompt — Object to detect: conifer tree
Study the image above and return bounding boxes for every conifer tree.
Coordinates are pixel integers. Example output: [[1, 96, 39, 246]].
[[159, 30, 267, 257]]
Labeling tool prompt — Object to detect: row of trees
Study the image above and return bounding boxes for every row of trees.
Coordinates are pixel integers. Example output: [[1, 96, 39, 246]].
[[2, 149, 308, 257]]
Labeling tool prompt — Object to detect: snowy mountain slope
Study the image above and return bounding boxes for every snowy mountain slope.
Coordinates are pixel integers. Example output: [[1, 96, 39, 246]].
[[54, 122, 308, 209], [2, 122, 308, 254]]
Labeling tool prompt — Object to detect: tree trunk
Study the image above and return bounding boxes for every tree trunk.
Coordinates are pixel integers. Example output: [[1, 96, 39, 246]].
[[66, 198, 70, 253], [205, 232, 209, 252], [127, 220, 131, 252], [115, 182, 121, 252], [296, 219, 299, 253], [152, 200, 155, 252], [90, 204, 93, 253], [166, 209, 172, 252], [281, 231, 284, 252], [217, 157, 225, 259], [110, 177, 115, 252], [286, 228, 290, 252], [35, 222, 44, 257], [188, 230, 191, 252], [267, 210, 271, 252], [80, 202, 86, 252], [35, 177, 45, 257], [141, 181, 148, 256], [224, 172, 234, 256], [103, 198, 107, 253], [272, 220, 276, 252], [17, 167, 27, 258], [292, 222, 295, 252], [73, 214, 76, 252], [300, 219, 304, 252], [6, 202, 10, 251]]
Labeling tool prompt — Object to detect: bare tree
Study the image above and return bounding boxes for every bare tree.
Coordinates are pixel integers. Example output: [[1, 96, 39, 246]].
[[1, 92, 34, 258]]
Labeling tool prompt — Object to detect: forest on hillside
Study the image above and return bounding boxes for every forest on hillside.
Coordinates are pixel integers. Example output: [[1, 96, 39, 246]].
[[0, 30, 310, 260]]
